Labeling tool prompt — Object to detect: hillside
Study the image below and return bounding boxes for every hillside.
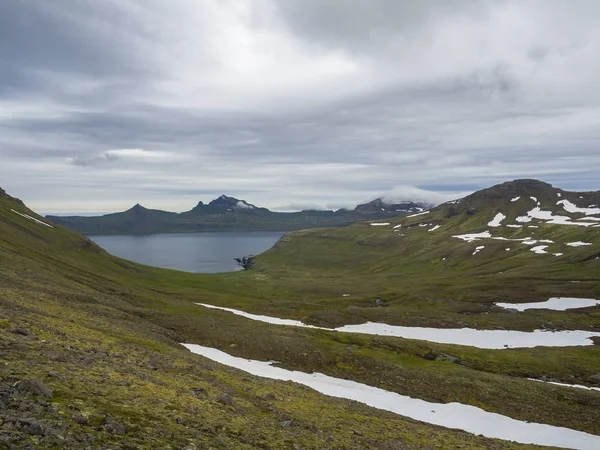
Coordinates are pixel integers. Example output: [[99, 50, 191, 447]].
[[1, 180, 600, 449], [46, 195, 430, 235]]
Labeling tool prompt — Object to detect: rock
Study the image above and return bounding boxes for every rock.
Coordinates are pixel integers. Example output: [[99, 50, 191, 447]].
[[11, 328, 30, 336], [262, 392, 276, 400], [47, 371, 65, 380], [375, 298, 385, 306], [189, 387, 208, 398], [435, 353, 459, 363], [352, 429, 363, 436], [17, 418, 45, 436], [216, 392, 234, 406], [505, 308, 519, 313], [104, 416, 126, 435], [14, 379, 53, 398], [72, 413, 89, 426], [280, 419, 298, 429]]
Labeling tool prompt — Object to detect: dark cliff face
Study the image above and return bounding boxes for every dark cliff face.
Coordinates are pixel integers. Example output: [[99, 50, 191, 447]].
[[354, 198, 430, 215]]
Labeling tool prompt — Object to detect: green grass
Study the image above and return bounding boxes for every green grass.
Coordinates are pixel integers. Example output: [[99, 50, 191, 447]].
[[1, 186, 599, 448]]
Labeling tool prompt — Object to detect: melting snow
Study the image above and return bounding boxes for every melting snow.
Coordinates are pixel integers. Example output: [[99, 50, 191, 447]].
[[11, 209, 54, 228], [527, 378, 600, 392], [428, 225, 441, 232], [472, 246, 485, 255], [487, 213, 506, 227], [496, 297, 600, 312], [511, 197, 520, 202], [516, 215, 532, 223], [521, 207, 597, 227], [558, 200, 600, 216], [566, 242, 593, 247], [370, 222, 390, 226], [530, 246, 548, 254], [407, 211, 430, 218], [194, 303, 600, 349], [183, 344, 600, 450], [453, 231, 492, 242]]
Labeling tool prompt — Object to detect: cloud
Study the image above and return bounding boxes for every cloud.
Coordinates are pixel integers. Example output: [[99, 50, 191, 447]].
[[1, 1, 600, 213], [381, 186, 471, 206]]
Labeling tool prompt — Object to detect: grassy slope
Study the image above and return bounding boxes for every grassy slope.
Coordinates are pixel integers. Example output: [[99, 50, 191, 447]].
[[0, 191, 544, 449], [2, 181, 600, 448]]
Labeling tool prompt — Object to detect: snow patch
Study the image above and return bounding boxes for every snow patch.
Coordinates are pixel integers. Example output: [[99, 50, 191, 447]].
[[530, 246, 548, 254], [472, 246, 485, 256], [558, 200, 600, 216], [452, 231, 492, 242], [566, 242, 592, 247], [516, 215, 532, 223], [370, 222, 390, 226], [194, 303, 600, 349], [11, 209, 54, 228], [496, 298, 600, 312], [428, 225, 441, 232], [524, 207, 596, 227], [527, 378, 600, 392], [510, 197, 520, 202], [393, 224, 402, 229], [507, 225, 522, 228], [407, 211, 430, 218], [488, 213, 506, 227], [183, 343, 600, 450]]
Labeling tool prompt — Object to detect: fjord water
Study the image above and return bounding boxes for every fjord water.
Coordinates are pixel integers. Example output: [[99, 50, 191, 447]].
[[90, 232, 285, 273]]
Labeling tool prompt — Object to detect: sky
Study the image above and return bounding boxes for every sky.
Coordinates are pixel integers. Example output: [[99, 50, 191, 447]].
[[1, 0, 599, 214]]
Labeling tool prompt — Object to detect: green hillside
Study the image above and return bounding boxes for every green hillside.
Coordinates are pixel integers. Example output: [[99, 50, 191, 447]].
[[1, 181, 600, 449]]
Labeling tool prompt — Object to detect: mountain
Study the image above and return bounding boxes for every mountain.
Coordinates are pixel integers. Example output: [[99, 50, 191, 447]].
[[354, 198, 431, 215], [261, 179, 600, 279], [2, 180, 599, 448], [46, 194, 431, 235]]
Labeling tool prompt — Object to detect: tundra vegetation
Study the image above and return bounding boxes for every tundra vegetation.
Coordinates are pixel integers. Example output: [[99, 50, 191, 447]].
[[1, 180, 599, 449]]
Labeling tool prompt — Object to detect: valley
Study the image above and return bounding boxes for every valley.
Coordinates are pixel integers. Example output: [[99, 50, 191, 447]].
[[1, 179, 599, 449]]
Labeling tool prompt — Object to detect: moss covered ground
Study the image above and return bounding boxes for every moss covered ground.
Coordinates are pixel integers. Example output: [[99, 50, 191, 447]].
[[1, 184, 599, 448]]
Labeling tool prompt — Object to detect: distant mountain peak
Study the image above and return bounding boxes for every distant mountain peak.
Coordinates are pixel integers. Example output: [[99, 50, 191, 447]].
[[355, 197, 431, 215], [128, 203, 149, 213]]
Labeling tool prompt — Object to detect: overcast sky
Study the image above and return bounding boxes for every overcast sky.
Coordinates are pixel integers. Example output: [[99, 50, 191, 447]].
[[1, 0, 599, 213]]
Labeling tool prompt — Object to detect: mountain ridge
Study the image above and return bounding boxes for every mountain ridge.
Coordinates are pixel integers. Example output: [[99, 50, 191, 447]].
[[45, 194, 432, 235]]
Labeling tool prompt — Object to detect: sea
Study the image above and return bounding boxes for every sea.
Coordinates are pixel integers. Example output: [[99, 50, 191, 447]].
[[89, 231, 285, 273]]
